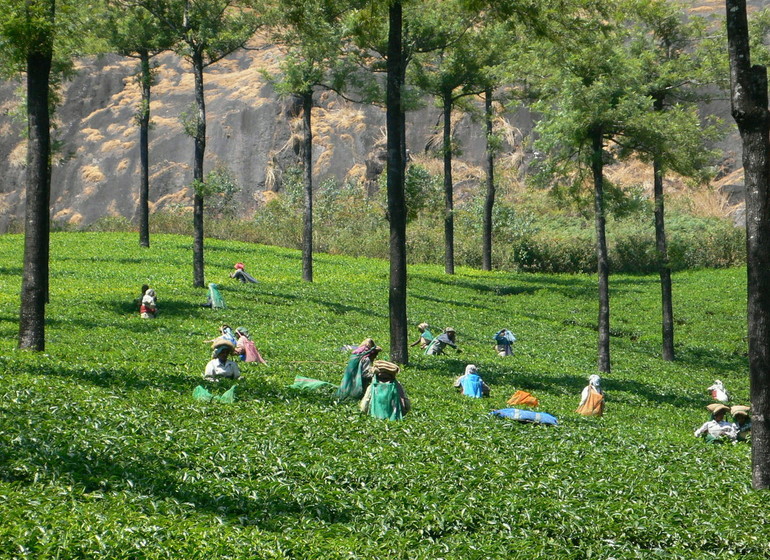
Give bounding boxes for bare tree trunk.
[653,153,674,361]
[138,49,151,248]
[591,126,610,373]
[302,90,314,282]
[726,0,770,490]
[443,89,454,275]
[19,14,54,351]
[387,1,408,365]
[192,50,206,288]
[482,86,495,271]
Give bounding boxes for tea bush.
[0,233,767,559]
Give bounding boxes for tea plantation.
[0,233,768,559]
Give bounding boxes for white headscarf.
[465,364,478,376]
[588,374,601,388]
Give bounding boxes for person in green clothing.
[410,322,433,350]
[360,360,411,420]
[201,283,226,309]
[336,338,380,401]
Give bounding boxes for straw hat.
[210,337,235,350]
[444,327,455,333]
[731,405,750,417]
[706,403,729,415]
[372,360,400,382]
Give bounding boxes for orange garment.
[507,390,539,408]
[576,386,604,416]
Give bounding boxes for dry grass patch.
[82,128,104,143]
[117,159,131,173]
[81,166,105,183]
[152,188,192,211]
[9,142,26,168]
[100,139,135,153]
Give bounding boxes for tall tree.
[263,0,350,282]
[1,0,86,350]
[131,0,259,287]
[725,0,770,490]
[531,9,651,374]
[411,10,484,275]
[348,0,461,362]
[387,0,408,364]
[623,0,721,361]
[103,2,175,248]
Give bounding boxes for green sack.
[336,353,365,401]
[289,376,337,391]
[368,379,403,421]
[193,384,236,403]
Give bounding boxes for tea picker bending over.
[234,327,267,364]
[493,329,516,357]
[201,283,226,309]
[140,288,157,319]
[230,262,258,283]
[694,403,735,443]
[336,338,381,401]
[410,323,434,350]
[454,364,490,398]
[576,374,605,416]
[360,360,411,420]
[425,327,461,355]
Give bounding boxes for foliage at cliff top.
[0,233,767,559]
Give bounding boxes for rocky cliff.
[0,7,749,231]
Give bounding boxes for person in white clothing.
[707,380,729,403]
[204,340,241,381]
[694,403,735,443]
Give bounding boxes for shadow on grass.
[0,433,352,529]
[0,266,24,276]
[257,291,388,319]
[411,293,493,311]
[414,272,660,300]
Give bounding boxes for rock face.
[0,20,743,232]
[0,40,535,232]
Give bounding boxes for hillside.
[0,232,768,558]
[0,2,751,232]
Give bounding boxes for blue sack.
[490,408,558,426]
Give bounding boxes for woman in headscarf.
[230,262,258,283]
[360,360,411,420]
[336,338,380,401]
[140,288,157,318]
[410,323,434,350]
[576,374,605,416]
[203,340,241,381]
[493,329,516,357]
[234,327,267,364]
[425,327,461,355]
[454,364,490,398]
[694,403,735,443]
[707,380,729,403]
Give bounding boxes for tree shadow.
[258,291,387,319]
[0,429,352,528]
[411,293,492,311]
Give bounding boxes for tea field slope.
[0,233,767,559]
